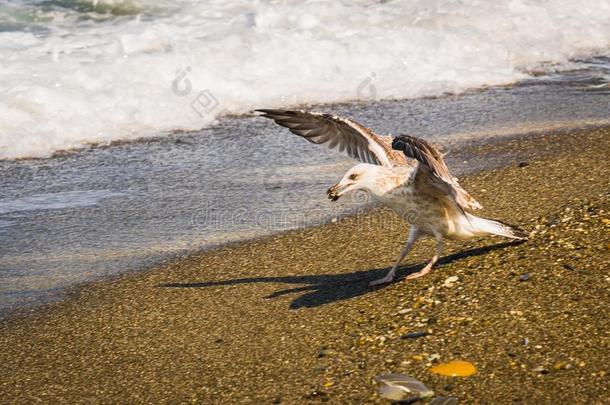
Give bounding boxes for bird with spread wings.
[258,109,527,285]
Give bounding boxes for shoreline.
[1,127,609,403]
[6,113,609,164]
[3,69,610,317]
[2,125,608,321]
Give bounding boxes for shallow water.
[1,60,610,316]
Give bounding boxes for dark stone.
[401,331,429,339]
[546,215,560,226]
[317,348,338,358]
[305,390,328,400]
[518,162,529,168]
[519,273,531,281]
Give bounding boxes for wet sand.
[1,128,609,404]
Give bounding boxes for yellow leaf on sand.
[429,361,477,377]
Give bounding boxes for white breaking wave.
[1,0,609,159]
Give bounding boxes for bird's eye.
[348,173,358,181]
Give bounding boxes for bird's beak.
[327,183,345,202]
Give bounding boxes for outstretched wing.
[257,109,406,168]
[392,135,482,210]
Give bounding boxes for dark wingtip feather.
[391,135,411,151]
[256,108,297,116]
[495,218,529,240]
[511,226,530,240]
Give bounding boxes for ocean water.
[1,0,610,159]
[1,0,610,316]
[1,64,610,316]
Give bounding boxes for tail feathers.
[452,181,483,211]
[467,214,528,240]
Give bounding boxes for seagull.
[257,109,527,285]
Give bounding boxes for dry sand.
[1,127,609,404]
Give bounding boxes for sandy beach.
[1,127,609,403]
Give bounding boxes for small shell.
[375,373,434,400]
[429,361,476,377]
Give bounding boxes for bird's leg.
[369,227,420,286]
[406,231,443,280]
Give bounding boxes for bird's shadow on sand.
[159,241,524,309]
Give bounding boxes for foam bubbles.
[1,0,609,159]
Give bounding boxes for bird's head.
[326,164,379,202]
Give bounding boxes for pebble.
[323,380,334,388]
[427,353,441,362]
[519,273,531,281]
[443,276,459,288]
[532,366,549,374]
[305,390,328,400]
[318,348,338,358]
[553,361,572,370]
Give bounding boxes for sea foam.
[1,0,609,159]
